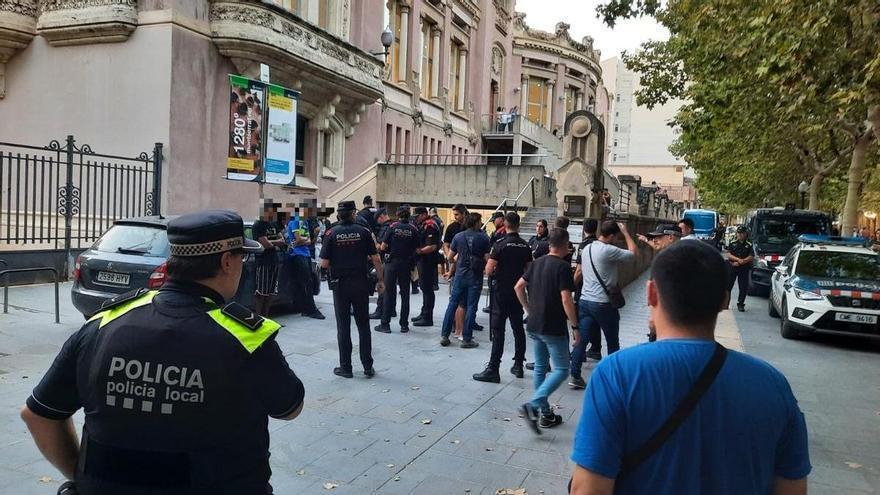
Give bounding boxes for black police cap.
[337,200,357,212]
[167,209,262,257]
[646,223,683,238]
[736,226,749,233]
[375,207,388,218]
[413,206,428,215]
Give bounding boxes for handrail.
[383,153,549,167]
[483,176,538,229]
[1,267,60,324]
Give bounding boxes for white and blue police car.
[769,235,880,340]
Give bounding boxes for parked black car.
[71,217,316,318]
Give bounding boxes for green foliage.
[598,0,880,215]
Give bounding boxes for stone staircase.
[517,206,558,239]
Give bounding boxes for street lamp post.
[370,26,394,58]
[798,180,809,210]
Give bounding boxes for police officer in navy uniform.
[473,212,532,383]
[375,206,420,334]
[21,209,305,495]
[412,206,442,327]
[321,201,385,378]
[369,208,393,320]
[726,226,755,312]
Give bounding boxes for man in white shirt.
[678,218,697,240]
[569,221,637,387]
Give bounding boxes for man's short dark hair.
[363,195,373,206]
[167,252,237,281]
[452,203,467,214]
[554,216,570,230]
[651,241,728,329]
[549,228,569,249]
[466,212,482,229]
[679,218,695,229]
[583,218,599,235]
[599,220,621,237]
[504,212,520,230]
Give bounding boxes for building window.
[615,111,618,117]
[404,130,411,156]
[395,127,402,157]
[613,139,618,147]
[386,1,404,82]
[526,77,548,125]
[420,19,435,98]
[564,87,576,115]
[613,153,617,162]
[385,124,393,159]
[321,117,346,178]
[318,0,330,29]
[296,115,307,174]
[449,42,463,110]
[614,124,619,132]
[616,93,620,102]
[272,0,302,15]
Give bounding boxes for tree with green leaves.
[598,0,879,232]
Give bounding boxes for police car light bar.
[797,234,867,246]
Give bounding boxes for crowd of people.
[19,198,812,495]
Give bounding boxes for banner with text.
[226,75,266,182]
[264,84,299,185]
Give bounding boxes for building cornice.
[210,0,384,104]
[512,12,601,67]
[0,0,37,98]
[36,0,138,46]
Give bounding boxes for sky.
[514,0,669,61]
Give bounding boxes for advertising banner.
[264,84,299,185]
[226,75,267,182]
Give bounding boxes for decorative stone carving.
[442,122,453,137]
[411,109,423,127]
[493,0,511,34]
[210,1,383,103]
[0,0,37,98]
[514,11,599,64]
[490,45,503,78]
[557,110,606,218]
[37,0,137,46]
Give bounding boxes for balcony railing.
[383,153,549,167]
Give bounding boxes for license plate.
[96,271,130,286]
[834,313,878,324]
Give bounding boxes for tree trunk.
[869,104,880,142]
[840,131,873,234]
[809,172,824,210]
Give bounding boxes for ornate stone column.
[575,90,584,111]
[397,5,409,83]
[430,24,441,98]
[545,80,554,129]
[0,0,38,98]
[457,47,467,111]
[519,73,528,114]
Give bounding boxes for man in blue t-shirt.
[570,241,810,495]
[285,206,325,319]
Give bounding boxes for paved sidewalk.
[0,270,651,494]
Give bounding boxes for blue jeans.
[528,332,571,415]
[441,271,482,341]
[570,299,601,379]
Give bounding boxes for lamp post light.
[797,180,809,210]
[370,26,394,58]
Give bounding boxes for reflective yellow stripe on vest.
[207,310,281,354]
[88,291,159,328]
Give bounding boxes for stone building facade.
[0,0,606,216]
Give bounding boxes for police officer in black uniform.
[369,208,393,320]
[473,212,533,383]
[375,206,420,334]
[321,201,385,378]
[21,209,305,495]
[726,226,755,312]
[412,206,442,327]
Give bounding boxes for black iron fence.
[0,136,163,256]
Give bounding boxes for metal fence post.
[152,142,163,217]
[62,135,75,277]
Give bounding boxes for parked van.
[682,209,719,240]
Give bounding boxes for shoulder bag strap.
[619,342,728,478]
[588,244,613,298]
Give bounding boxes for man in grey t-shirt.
[569,221,637,389]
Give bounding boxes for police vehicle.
[682,209,719,240]
[746,208,831,296]
[72,216,314,318]
[769,235,880,340]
